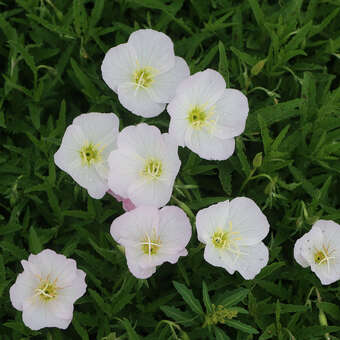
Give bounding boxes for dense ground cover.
[1,0,340,339]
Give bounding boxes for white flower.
[168,69,249,160]
[101,29,190,118]
[9,249,86,331]
[108,123,181,208]
[110,206,191,279]
[196,197,269,280]
[294,220,340,285]
[54,112,119,199]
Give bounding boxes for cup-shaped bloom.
[101,29,190,118]
[168,69,249,160]
[110,205,192,279]
[108,123,181,208]
[294,220,340,285]
[196,197,270,280]
[54,112,119,199]
[9,249,86,330]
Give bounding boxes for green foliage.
[0,0,339,339]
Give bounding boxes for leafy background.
[1,0,340,339]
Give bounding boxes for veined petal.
[128,29,175,74]
[294,234,311,268]
[204,245,236,274]
[229,197,270,246]
[185,128,235,161]
[108,148,144,198]
[212,89,249,139]
[233,242,269,280]
[101,43,137,93]
[127,261,156,279]
[118,82,166,118]
[148,57,190,103]
[196,201,230,244]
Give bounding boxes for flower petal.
[229,197,270,246]
[128,29,175,74]
[212,89,249,139]
[127,261,156,280]
[118,82,166,118]
[185,128,235,161]
[148,57,190,103]
[196,201,230,244]
[233,242,269,280]
[101,43,136,93]
[203,244,236,274]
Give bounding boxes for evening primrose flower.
[168,69,249,160]
[108,123,181,208]
[110,206,191,279]
[54,112,119,199]
[196,197,270,279]
[9,249,86,330]
[101,29,190,118]
[294,220,340,285]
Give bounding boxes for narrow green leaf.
[225,319,259,334]
[173,281,204,316]
[202,281,213,313]
[29,226,43,254]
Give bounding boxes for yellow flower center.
[188,106,207,128]
[133,67,154,89]
[140,235,161,256]
[212,222,244,257]
[142,159,163,180]
[187,104,216,131]
[313,245,335,267]
[314,251,326,264]
[35,279,58,301]
[79,143,102,166]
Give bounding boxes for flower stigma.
[313,244,336,272]
[133,66,155,91]
[79,142,103,166]
[187,104,216,132]
[140,234,161,256]
[142,159,163,180]
[212,222,245,259]
[34,278,58,301]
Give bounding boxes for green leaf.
[173,281,204,316]
[29,226,43,254]
[217,288,249,307]
[202,281,213,314]
[118,318,140,340]
[218,41,229,87]
[215,326,231,340]
[224,319,259,334]
[317,302,340,321]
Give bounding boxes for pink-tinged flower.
[54,113,119,199]
[101,29,190,118]
[107,190,136,211]
[110,206,192,279]
[294,220,340,285]
[196,198,270,280]
[168,69,249,160]
[108,123,181,208]
[9,249,86,331]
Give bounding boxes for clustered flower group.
[10,29,340,331]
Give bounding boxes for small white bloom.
[294,220,340,285]
[54,112,119,199]
[196,197,269,280]
[9,249,86,331]
[168,69,249,160]
[101,29,190,118]
[110,206,192,279]
[108,123,181,208]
